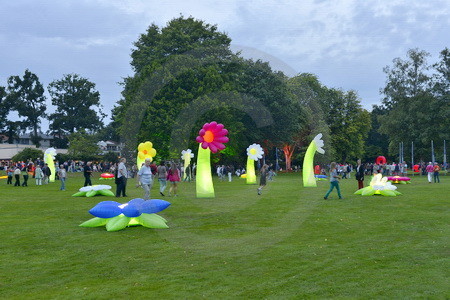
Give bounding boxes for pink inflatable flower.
[196,121,229,153]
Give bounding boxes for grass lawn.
[0,170,448,299]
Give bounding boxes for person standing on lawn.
[355,159,365,190]
[324,162,343,200]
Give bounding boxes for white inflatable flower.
[370,174,397,191]
[313,133,325,154]
[74,185,114,197]
[181,149,194,160]
[44,147,57,159]
[246,143,264,161]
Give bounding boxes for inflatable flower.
[44,147,57,182]
[303,134,325,187]
[354,174,402,197]
[195,121,229,153]
[181,149,194,181]
[99,173,114,180]
[245,143,263,184]
[137,141,157,167]
[195,122,229,198]
[72,185,115,197]
[79,198,171,231]
[387,176,411,184]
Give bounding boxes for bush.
[11,148,44,162]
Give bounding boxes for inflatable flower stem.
[44,147,56,182]
[246,144,264,184]
[195,122,229,198]
[137,141,157,168]
[181,149,194,180]
[302,133,325,187]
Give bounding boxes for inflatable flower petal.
[80,199,171,231]
[73,185,114,197]
[181,149,194,160]
[196,122,229,153]
[313,133,325,154]
[246,144,264,161]
[137,141,157,165]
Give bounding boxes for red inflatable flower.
[196,121,229,153]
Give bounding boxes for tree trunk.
[283,144,296,171]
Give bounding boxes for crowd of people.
[1,157,446,201]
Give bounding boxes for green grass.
[0,171,448,299]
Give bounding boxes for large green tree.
[48,74,105,147]
[114,16,301,164]
[379,48,449,161]
[0,86,10,136]
[67,131,100,161]
[6,69,47,147]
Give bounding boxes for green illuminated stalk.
[246,156,257,184]
[45,153,55,182]
[196,144,215,198]
[183,157,190,180]
[302,141,317,187]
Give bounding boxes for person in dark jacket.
[355,159,365,190]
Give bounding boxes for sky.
[1,0,449,128]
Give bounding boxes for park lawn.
[0,171,448,299]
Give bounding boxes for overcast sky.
[1,0,449,127]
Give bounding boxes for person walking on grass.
[433,162,440,183]
[83,161,93,186]
[157,162,168,196]
[137,158,153,200]
[324,162,343,200]
[426,162,434,183]
[167,163,180,197]
[35,165,43,185]
[14,166,21,186]
[21,165,29,187]
[58,165,67,191]
[257,164,269,195]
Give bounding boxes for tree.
[0,86,10,135]
[6,69,47,147]
[115,16,301,164]
[67,131,100,161]
[11,147,44,162]
[48,74,105,140]
[379,48,449,161]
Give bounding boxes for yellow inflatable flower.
[137,141,156,167]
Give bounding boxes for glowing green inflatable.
[302,133,325,187]
[44,148,56,182]
[195,122,229,198]
[246,143,263,184]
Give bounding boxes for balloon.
[375,156,387,165]
[303,134,325,187]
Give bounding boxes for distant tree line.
[1,16,448,166]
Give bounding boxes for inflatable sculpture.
[387,176,411,184]
[376,156,387,165]
[137,141,156,168]
[181,149,194,180]
[354,173,402,196]
[303,134,325,187]
[314,174,328,181]
[99,173,115,180]
[44,147,56,182]
[195,121,229,198]
[72,185,115,197]
[246,143,263,184]
[79,198,171,231]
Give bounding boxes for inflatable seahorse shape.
[44,147,57,182]
[303,133,325,187]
